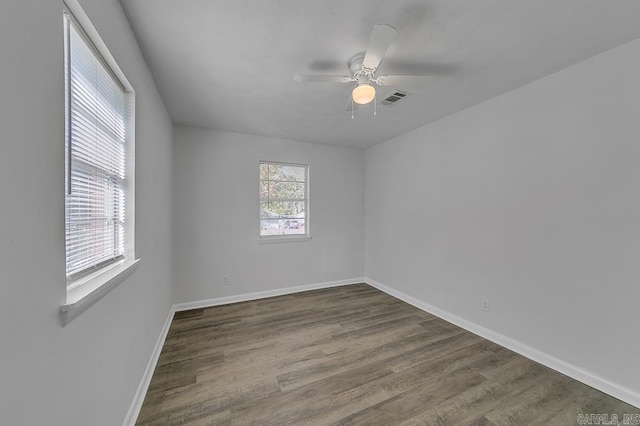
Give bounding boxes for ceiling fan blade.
[375,74,432,90]
[362,24,397,71]
[294,74,354,83]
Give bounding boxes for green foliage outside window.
[260,162,307,236]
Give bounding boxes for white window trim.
[61,0,138,325]
[258,161,311,243]
[61,259,140,325]
[258,236,312,244]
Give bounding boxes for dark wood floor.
[136,284,638,425]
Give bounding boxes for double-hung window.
[259,162,309,239]
[63,7,135,303]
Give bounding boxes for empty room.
[2,0,640,425]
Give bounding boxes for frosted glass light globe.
[352,83,375,105]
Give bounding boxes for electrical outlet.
[482,299,491,312]
[222,276,229,286]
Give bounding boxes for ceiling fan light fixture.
[352,83,376,105]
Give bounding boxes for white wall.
[2,0,637,421]
[0,1,173,425]
[173,127,364,303]
[366,38,640,401]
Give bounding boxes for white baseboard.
[123,306,176,426]
[364,277,640,409]
[123,277,365,425]
[172,277,366,312]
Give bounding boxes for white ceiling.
[120,0,640,148]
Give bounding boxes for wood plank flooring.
[136,284,638,425]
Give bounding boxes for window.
[64,8,134,287]
[259,162,308,239]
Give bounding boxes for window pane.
[259,163,269,180]
[260,219,281,236]
[259,181,272,198]
[260,201,275,218]
[260,218,306,236]
[260,181,305,200]
[283,218,305,235]
[272,181,304,199]
[269,164,306,182]
[260,201,305,219]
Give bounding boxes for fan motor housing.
[348,53,366,76]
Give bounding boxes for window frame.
[61,1,138,324]
[258,161,310,242]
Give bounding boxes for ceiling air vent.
[380,90,411,107]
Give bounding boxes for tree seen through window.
[259,162,308,237]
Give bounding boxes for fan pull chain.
[351,97,354,119]
[374,92,377,116]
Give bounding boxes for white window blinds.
[64,11,130,281]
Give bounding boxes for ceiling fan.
[294,24,433,107]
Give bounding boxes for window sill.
[258,236,312,244]
[60,258,140,325]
